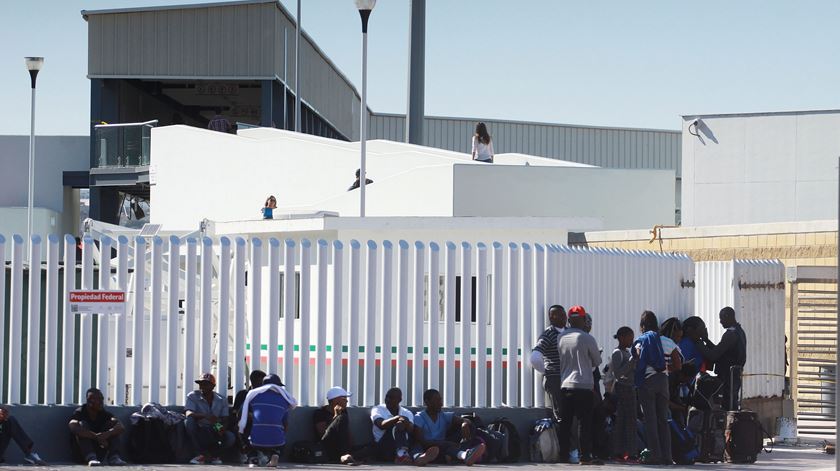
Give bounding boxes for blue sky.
[1,0,840,136]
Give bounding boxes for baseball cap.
[326,386,352,401]
[568,305,587,318]
[195,373,216,385]
[264,374,285,387]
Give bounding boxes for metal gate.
[788,266,837,439]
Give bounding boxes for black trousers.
[557,388,594,461]
[74,436,119,463]
[0,417,34,458]
[320,413,374,463]
[375,427,410,461]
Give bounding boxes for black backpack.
[290,440,329,464]
[725,410,772,463]
[129,418,176,464]
[486,418,521,462]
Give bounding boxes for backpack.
[486,418,522,462]
[669,419,699,465]
[289,440,329,464]
[691,372,722,411]
[689,408,726,463]
[129,417,176,464]
[529,418,560,463]
[725,410,772,463]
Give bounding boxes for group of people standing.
[531,305,747,465]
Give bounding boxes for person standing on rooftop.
[471,122,494,163]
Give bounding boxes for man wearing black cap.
[556,305,602,465]
[185,373,235,465]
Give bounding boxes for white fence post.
[233,237,247,394]
[200,237,214,375]
[475,243,488,408]
[166,236,181,406]
[396,240,409,393]
[330,241,344,389]
[459,242,472,407]
[183,238,198,405]
[315,240,329,405]
[521,243,533,407]
[114,236,129,405]
[533,244,546,408]
[506,243,520,407]
[412,241,425,407]
[363,240,377,405]
[0,236,5,402]
[380,241,394,396]
[131,236,146,405]
[299,239,312,405]
[491,242,503,408]
[348,240,361,404]
[26,235,42,404]
[250,238,263,374]
[216,237,231,404]
[268,239,281,376]
[148,236,163,403]
[8,235,23,404]
[443,242,456,407]
[427,243,440,392]
[283,239,296,389]
[79,236,95,402]
[97,236,112,403]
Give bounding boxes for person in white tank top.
[471,122,494,163]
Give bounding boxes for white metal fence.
[1,233,697,408]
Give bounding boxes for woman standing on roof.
[471,122,494,163]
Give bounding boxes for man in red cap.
[556,305,603,465]
[185,373,235,465]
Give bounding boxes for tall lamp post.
[25,57,44,262]
[355,0,376,217]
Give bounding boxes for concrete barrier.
[1,405,553,465]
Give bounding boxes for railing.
[94,120,157,168]
[0,233,695,408]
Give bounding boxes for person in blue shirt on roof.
[412,389,485,466]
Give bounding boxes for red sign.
[69,291,126,303]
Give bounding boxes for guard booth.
[788,265,838,440]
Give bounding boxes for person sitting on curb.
[185,373,236,465]
[68,388,127,466]
[413,389,485,466]
[237,374,297,467]
[371,387,438,465]
[313,387,375,465]
[0,405,46,465]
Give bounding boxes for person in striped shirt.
[530,305,567,424]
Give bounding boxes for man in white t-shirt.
[370,388,438,465]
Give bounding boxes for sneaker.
[240,453,250,464]
[394,454,413,465]
[413,446,439,467]
[257,452,269,467]
[210,456,223,465]
[569,449,580,464]
[464,443,486,466]
[24,452,47,465]
[87,459,102,467]
[189,454,206,465]
[268,453,280,467]
[108,455,127,466]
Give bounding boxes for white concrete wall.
[682,111,840,226]
[0,207,63,259]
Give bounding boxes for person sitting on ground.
[679,316,708,372]
[371,387,438,465]
[237,374,297,467]
[412,389,486,466]
[68,388,127,466]
[185,373,236,465]
[262,196,277,220]
[232,370,267,463]
[314,387,375,465]
[0,405,47,465]
[347,169,374,191]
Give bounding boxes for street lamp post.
[25,57,44,262]
[355,0,376,217]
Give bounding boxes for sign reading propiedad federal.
[69,290,126,315]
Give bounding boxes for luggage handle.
[730,365,744,411]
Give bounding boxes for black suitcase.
[724,366,772,463]
[688,407,726,463]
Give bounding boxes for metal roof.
[683,108,840,120]
[81,0,278,19]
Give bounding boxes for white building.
[150,126,675,233]
[681,109,840,227]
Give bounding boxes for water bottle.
[569,449,580,464]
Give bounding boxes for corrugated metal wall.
[695,260,786,399]
[369,114,682,177]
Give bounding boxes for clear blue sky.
[2,0,840,136]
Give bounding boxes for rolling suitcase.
[688,407,726,463]
[724,366,772,463]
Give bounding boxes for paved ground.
[0,446,834,471]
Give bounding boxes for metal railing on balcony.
[94,120,157,168]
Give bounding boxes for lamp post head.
[354,0,375,32]
[24,57,44,88]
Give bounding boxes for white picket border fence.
[0,233,696,408]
